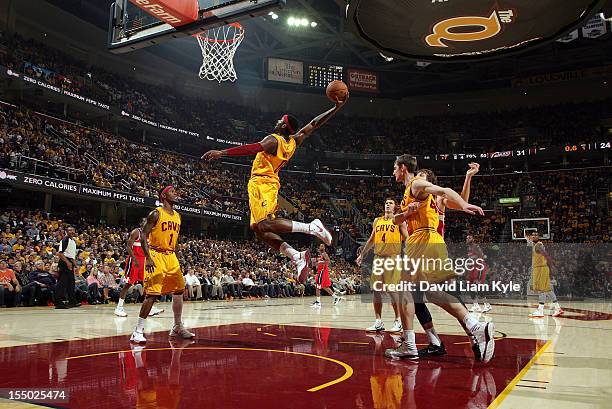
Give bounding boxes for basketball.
[326,80,348,102]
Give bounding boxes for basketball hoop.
[194,23,244,83]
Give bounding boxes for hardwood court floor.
[0,296,610,409]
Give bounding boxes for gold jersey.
[250,133,296,183]
[373,216,402,256]
[149,207,181,252]
[532,242,548,268]
[400,177,440,236]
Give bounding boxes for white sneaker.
[470,303,482,313]
[482,303,492,313]
[310,301,321,308]
[114,307,127,317]
[169,325,195,339]
[130,330,147,344]
[149,306,164,317]
[471,322,495,363]
[366,320,385,332]
[529,309,545,318]
[384,339,419,360]
[388,320,403,333]
[333,295,341,305]
[310,219,332,246]
[294,250,311,283]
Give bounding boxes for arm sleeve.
[224,143,265,157]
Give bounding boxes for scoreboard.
[307,64,343,87]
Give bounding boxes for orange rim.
[193,22,244,44]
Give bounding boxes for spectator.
[21,260,56,306]
[184,269,202,300]
[0,259,21,307]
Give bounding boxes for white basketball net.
[195,23,244,83]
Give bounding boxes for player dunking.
[311,244,341,308]
[202,96,349,281]
[357,198,409,333]
[130,186,194,343]
[115,219,163,318]
[526,230,564,318]
[386,154,495,362]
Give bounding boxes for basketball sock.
[279,242,299,261]
[291,221,311,234]
[426,328,441,347]
[403,330,418,355]
[538,292,547,304]
[172,294,183,327]
[117,298,125,308]
[538,303,545,311]
[136,317,146,333]
[463,313,479,333]
[552,301,561,310]
[316,296,321,303]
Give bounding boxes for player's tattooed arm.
[141,209,160,273]
[295,95,349,146]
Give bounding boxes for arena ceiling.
[46,0,612,96]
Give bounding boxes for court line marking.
[66,347,353,392]
[263,332,277,337]
[487,340,552,409]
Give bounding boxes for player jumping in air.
[130,186,194,343]
[201,96,349,282]
[526,230,564,318]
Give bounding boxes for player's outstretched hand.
[145,257,156,273]
[335,92,349,108]
[201,150,223,161]
[466,162,480,177]
[462,203,484,216]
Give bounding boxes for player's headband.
[160,185,174,198]
[282,114,295,134]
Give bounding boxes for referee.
[54,226,80,309]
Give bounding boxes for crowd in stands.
[0,208,360,308]
[1,31,610,156]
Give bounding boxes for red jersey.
[433,198,445,237]
[132,229,145,258]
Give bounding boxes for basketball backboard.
[511,218,551,241]
[108,0,285,53]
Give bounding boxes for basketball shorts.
[143,249,185,296]
[403,229,455,284]
[371,255,401,290]
[315,268,331,290]
[125,255,145,285]
[531,266,551,293]
[248,178,280,229]
[468,263,489,284]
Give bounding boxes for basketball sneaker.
[384,338,419,360]
[470,303,482,312]
[333,295,340,305]
[470,322,495,363]
[149,306,164,317]
[366,319,385,332]
[482,303,492,313]
[114,306,127,317]
[418,342,447,357]
[310,219,332,246]
[387,319,403,333]
[130,330,147,344]
[310,300,321,308]
[294,250,311,283]
[529,309,545,318]
[552,308,564,317]
[169,324,195,339]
